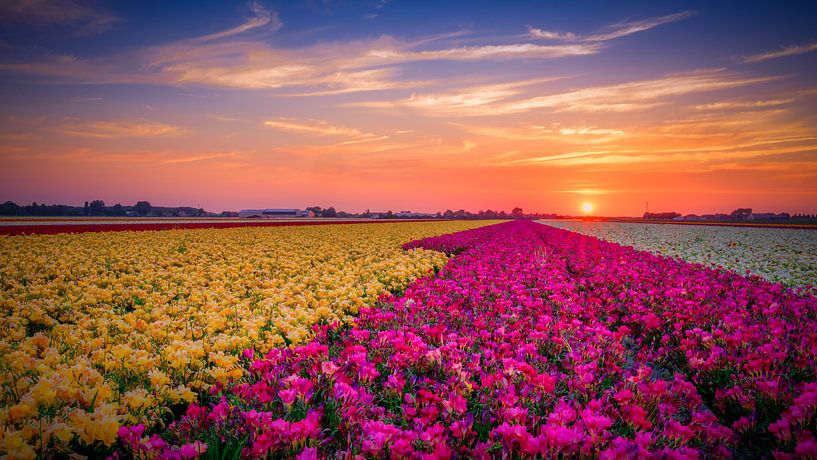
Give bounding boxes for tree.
[134,201,152,216]
[0,201,21,216]
[512,207,523,218]
[322,207,337,218]
[111,204,126,216]
[88,200,105,215]
[730,208,752,220]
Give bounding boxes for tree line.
[0,200,206,217]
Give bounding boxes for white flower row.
[540,220,817,289]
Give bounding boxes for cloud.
[528,11,693,43]
[55,120,185,138]
[492,107,817,171]
[740,41,817,63]
[195,1,281,42]
[0,0,118,34]
[346,77,561,115]
[527,30,577,41]
[694,98,794,111]
[161,152,240,164]
[364,42,602,62]
[0,18,602,92]
[353,70,775,117]
[463,124,625,143]
[497,70,777,114]
[558,126,626,136]
[263,117,379,140]
[501,150,648,167]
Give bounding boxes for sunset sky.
[1,0,816,215]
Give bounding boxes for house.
[394,211,436,218]
[238,209,315,218]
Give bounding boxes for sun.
[581,202,594,214]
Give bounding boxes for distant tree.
[511,207,523,218]
[443,209,454,219]
[322,207,337,218]
[0,201,22,216]
[83,201,90,215]
[197,208,205,217]
[730,208,753,220]
[88,200,105,215]
[0,201,21,216]
[111,204,126,216]
[644,212,681,220]
[134,201,152,216]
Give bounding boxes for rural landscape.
[2,1,817,459]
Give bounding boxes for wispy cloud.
[498,70,776,114]
[346,77,561,115]
[740,41,817,63]
[464,123,625,143]
[364,42,602,62]
[0,12,625,92]
[195,1,281,42]
[527,30,577,41]
[528,11,693,43]
[0,0,118,35]
[161,151,240,164]
[354,70,776,117]
[501,150,648,167]
[55,120,185,139]
[694,98,794,111]
[263,117,379,140]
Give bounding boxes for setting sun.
[581,202,594,214]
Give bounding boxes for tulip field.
[543,220,817,288]
[0,221,487,458]
[3,220,817,458]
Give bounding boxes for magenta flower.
[113,221,817,458]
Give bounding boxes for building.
[238,209,315,218]
[394,211,436,218]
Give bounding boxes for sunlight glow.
[581,202,594,214]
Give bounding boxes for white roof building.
[238,209,314,218]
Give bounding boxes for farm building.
[238,208,315,218]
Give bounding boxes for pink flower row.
[115,221,817,458]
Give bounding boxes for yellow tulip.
[0,221,493,456]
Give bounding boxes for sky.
[1,0,816,216]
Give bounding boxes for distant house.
[238,209,315,218]
[748,212,791,221]
[394,211,436,218]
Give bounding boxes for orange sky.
[1,1,816,215]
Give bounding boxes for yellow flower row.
[0,221,491,458]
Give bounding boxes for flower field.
[543,220,817,288]
[109,221,817,459]
[3,220,817,459]
[0,221,488,458]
